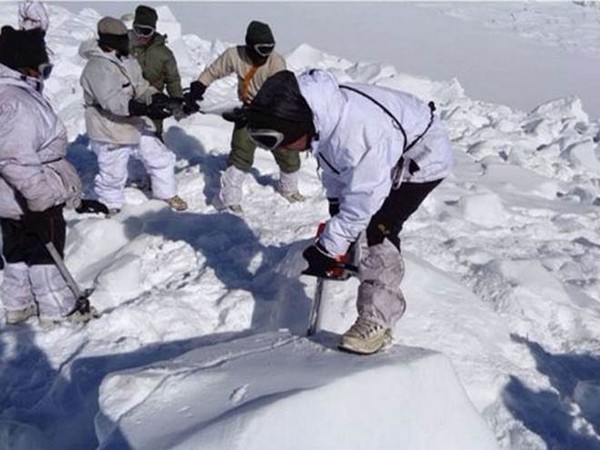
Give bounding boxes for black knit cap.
[247,70,314,147]
[245,20,274,46]
[0,26,48,71]
[134,5,158,28]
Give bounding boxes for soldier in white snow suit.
[0,26,85,324]
[184,21,303,213]
[18,0,49,33]
[80,17,187,215]
[246,69,454,354]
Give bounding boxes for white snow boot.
[213,165,246,213]
[165,195,188,211]
[66,305,99,324]
[339,317,392,355]
[1,262,37,324]
[5,304,38,325]
[276,170,305,203]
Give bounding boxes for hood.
[79,38,121,61]
[296,69,346,146]
[0,62,45,94]
[79,38,102,59]
[0,62,26,82]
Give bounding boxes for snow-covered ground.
[1,2,600,450]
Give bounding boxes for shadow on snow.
[504,334,600,450]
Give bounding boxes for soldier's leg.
[0,219,36,323]
[26,206,75,321]
[272,147,304,202]
[137,133,177,201]
[340,180,444,353]
[366,179,443,250]
[213,125,255,210]
[91,141,132,211]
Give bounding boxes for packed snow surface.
[1,3,600,450]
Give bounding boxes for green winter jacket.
[130,33,183,99]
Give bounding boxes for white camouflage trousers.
[91,133,176,209]
[1,262,75,319]
[213,165,247,209]
[356,239,406,329]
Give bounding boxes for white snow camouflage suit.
[0,63,82,320]
[79,39,177,209]
[297,69,454,329]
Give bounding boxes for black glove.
[181,92,201,115]
[75,199,109,215]
[302,242,340,277]
[22,205,61,244]
[146,93,173,120]
[222,107,248,127]
[328,197,340,217]
[189,81,207,102]
[128,99,148,117]
[169,97,186,121]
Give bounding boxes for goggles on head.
[247,128,284,151]
[253,43,275,57]
[38,62,53,80]
[133,24,155,37]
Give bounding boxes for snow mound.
[95,332,499,450]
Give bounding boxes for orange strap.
[240,65,258,103]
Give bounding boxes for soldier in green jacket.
[185,21,304,214]
[130,5,183,141]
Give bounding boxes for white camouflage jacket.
[297,69,454,256]
[79,39,156,146]
[0,64,81,219]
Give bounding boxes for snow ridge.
[0,3,599,450]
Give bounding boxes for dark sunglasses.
[247,128,284,151]
[254,43,275,57]
[133,24,155,37]
[38,62,53,80]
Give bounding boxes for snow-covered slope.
[95,333,498,450]
[1,3,600,450]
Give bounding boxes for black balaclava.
[247,70,315,147]
[97,17,130,58]
[245,20,275,66]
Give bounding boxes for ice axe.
[13,192,96,318]
[43,240,95,318]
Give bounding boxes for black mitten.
[146,93,173,120]
[302,242,339,277]
[189,81,207,102]
[128,99,148,117]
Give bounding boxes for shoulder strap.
[240,65,259,104]
[339,85,435,155]
[340,85,408,150]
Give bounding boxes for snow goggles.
[133,24,155,37]
[247,128,284,151]
[253,43,275,57]
[38,62,53,79]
